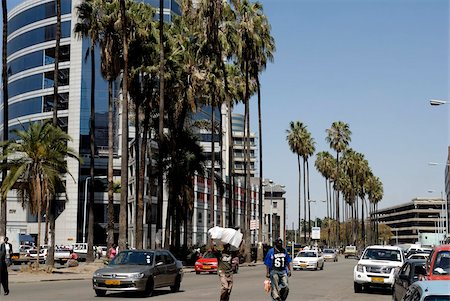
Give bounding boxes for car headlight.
[195,262,201,266]
[130,273,145,279]
[93,272,102,277]
[356,264,364,272]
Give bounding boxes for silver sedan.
[92,249,183,297]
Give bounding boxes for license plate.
[300,264,307,267]
[105,280,121,285]
[372,277,384,283]
[203,266,211,270]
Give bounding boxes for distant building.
[371,198,447,244]
[445,146,450,236]
[232,114,257,179]
[262,179,286,244]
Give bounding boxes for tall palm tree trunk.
[302,159,306,243]
[47,0,61,268]
[335,152,340,247]
[244,60,251,262]
[361,197,365,247]
[134,87,141,249]
[0,0,8,241]
[256,77,264,261]
[156,0,165,249]
[87,44,96,263]
[119,0,129,251]
[107,79,114,249]
[297,155,301,244]
[307,160,311,243]
[209,103,216,231]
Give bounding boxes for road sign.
[311,227,321,240]
[250,219,259,230]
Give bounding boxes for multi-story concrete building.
[2,0,180,247]
[370,198,447,244]
[231,113,257,178]
[262,179,286,244]
[445,146,450,238]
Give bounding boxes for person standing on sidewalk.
[212,243,234,301]
[0,236,12,295]
[264,238,292,301]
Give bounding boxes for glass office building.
[3,0,179,247]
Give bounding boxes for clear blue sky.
[6,0,449,228]
[242,0,449,227]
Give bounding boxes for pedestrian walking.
[212,243,234,301]
[0,236,12,296]
[264,238,292,301]
[108,243,117,260]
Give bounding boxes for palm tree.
[302,132,315,242]
[366,175,383,244]
[46,0,62,269]
[74,0,102,262]
[315,151,335,246]
[118,0,130,251]
[157,0,165,249]
[0,0,8,240]
[286,121,306,243]
[99,0,121,250]
[233,0,265,261]
[326,121,351,246]
[0,122,78,270]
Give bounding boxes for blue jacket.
[264,247,292,273]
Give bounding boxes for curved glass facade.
[8,0,72,34]
[8,21,71,56]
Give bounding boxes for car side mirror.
[103,261,109,266]
[156,261,164,267]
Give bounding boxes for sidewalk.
[9,261,262,283]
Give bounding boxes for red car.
[195,251,239,274]
[195,252,218,274]
[425,244,450,280]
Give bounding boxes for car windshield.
[297,251,317,258]
[110,251,154,266]
[423,296,450,301]
[323,249,334,253]
[432,251,450,275]
[202,252,217,259]
[362,249,401,261]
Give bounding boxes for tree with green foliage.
[0,122,78,270]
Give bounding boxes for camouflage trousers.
[219,272,233,301]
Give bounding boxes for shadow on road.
[102,289,186,298]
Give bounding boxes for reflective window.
[8,21,71,56]
[7,51,43,76]
[9,121,32,140]
[44,68,70,88]
[8,0,72,35]
[171,0,181,15]
[8,74,42,98]
[9,97,42,120]
[43,93,69,112]
[45,45,70,65]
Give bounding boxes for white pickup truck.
[354,245,405,293]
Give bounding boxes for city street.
[8,258,392,301]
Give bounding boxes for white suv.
[353,245,404,293]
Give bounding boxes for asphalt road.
[7,258,392,301]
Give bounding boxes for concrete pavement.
[8,261,261,283]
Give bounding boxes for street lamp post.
[83,176,107,243]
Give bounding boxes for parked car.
[353,245,405,293]
[54,248,73,264]
[344,246,357,258]
[392,259,427,301]
[92,249,183,297]
[400,280,450,301]
[407,253,429,260]
[425,244,450,280]
[194,251,239,274]
[27,248,47,263]
[292,250,324,271]
[323,248,338,262]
